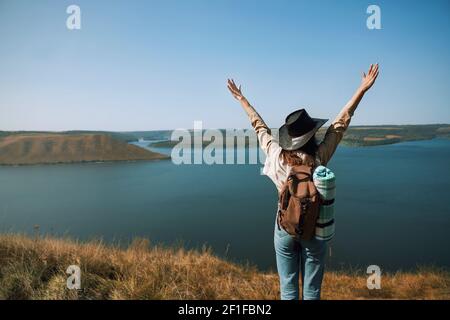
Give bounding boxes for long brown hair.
[281,134,319,166]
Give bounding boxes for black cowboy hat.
[278,109,328,151]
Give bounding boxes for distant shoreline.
[147,124,450,148]
[0,157,170,167]
[1,124,449,166]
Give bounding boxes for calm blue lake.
[0,138,449,272]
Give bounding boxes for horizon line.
[1,123,450,133]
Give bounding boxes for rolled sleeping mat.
[313,165,336,241]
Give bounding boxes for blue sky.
[0,0,449,131]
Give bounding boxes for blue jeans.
[274,217,327,300]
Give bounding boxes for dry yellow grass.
[0,234,448,300]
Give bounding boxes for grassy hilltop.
[0,234,448,300]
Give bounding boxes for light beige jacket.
[247,105,356,191]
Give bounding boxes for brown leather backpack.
[277,163,320,240]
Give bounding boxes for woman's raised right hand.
[227,79,245,101]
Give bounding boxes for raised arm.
[227,79,278,156]
[318,64,379,165]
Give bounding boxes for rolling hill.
[0,133,169,165]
